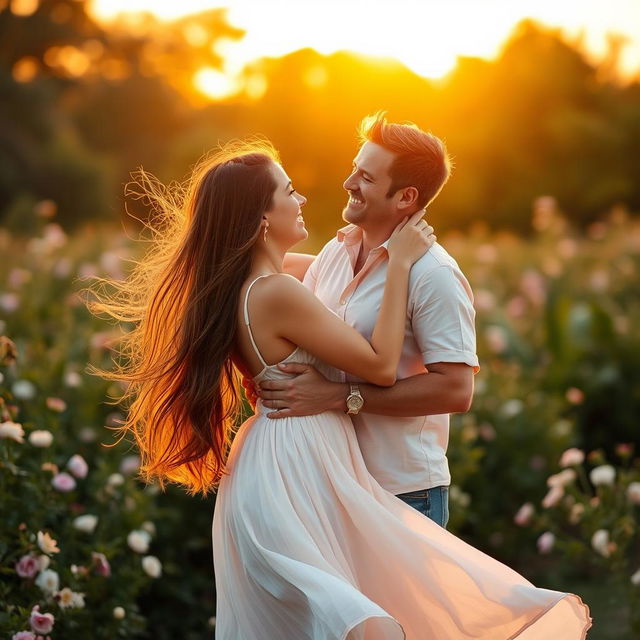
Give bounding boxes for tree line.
[1,1,638,239]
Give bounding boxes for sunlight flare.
[193,67,238,99]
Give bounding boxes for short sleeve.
[411,264,480,374]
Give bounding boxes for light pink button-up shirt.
[303,224,480,494]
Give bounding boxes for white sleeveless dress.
[212,276,592,639]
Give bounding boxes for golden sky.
[89,0,640,96]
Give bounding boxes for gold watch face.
[347,395,364,411]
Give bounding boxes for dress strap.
[243,275,269,369]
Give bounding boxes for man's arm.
[282,253,316,282]
[259,361,473,419]
[260,260,479,419]
[351,362,474,416]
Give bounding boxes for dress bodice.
[252,346,342,385]
[243,275,342,387]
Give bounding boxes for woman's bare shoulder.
[249,272,310,307]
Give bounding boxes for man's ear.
[397,186,419,211]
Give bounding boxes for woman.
[87,140,591,639]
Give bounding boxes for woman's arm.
[264,215,434,386]
[282,253,316,282]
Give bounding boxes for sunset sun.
[88,0,640,101]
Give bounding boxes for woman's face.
[265,163,308,248]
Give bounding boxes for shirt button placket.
[339,295,348,319]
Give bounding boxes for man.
[257,111,480,529]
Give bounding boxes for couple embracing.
[108,111,592,638]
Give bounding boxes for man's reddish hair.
[358,111,452,210]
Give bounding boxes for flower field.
[1,199,639,638]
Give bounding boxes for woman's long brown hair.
[83,139,279,495]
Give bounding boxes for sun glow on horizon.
[89,0,640,101]
[194,67,239,99]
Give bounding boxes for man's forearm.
[327,367,473,417]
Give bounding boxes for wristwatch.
[346,384,364,415]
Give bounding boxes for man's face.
[342,141,399,228]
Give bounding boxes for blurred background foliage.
[1,0,639,242]
[1,206,639,637]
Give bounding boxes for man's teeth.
[349,195,364,205]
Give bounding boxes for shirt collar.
[336,224,389,253]
[336,224,362,245]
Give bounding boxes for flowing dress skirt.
[212,403,591,639]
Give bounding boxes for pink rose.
[513,502,534,527]
[615,443,633,459]
[12,631,36,640]
[565,387,584,405]
[51,472,76,492]
[542,485,564,508]
[15,554,39,578]
[92,551,112,577]
[29,605,54,634]
[559,447,585,468]
[45,397,66,412]
[537,531,556,554]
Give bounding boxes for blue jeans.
[395,486,449,529]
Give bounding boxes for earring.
[263,220,269,243]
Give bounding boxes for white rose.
[141,555,162,578]
[71,591,86,608]
[55,587,85,609]
[537,531,555,554]
[0,421,25,443]
[626,482,640,505]
[127,530,151,554]
[11,379,36,399]
[631,569,640,586]
[107,473,125,487]
[64,371,82,387]
[36,531,60,555]
[29,430,54,448]
[591,529,611,557]
[57,587,75,609]
[66,454,89,479]
[73,515,98,534]
[500,399,524,418]
[589,465,616,486]
[113,606,126,619]
[35,568,59,595]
